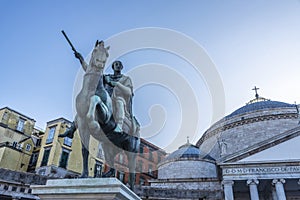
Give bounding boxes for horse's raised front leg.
[87,95,112,133]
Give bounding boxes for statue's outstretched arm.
[74,52,88,71]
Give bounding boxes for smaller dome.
[162,142,215,163]
[158,142,217,180]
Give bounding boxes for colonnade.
[222,178,288,200]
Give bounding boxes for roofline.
[140,138,167,154]
[46,117,72,126]
[225,101,297,119]
[0,106,36,122]
[219,159,300,166]
[18,136,32,143]
[158,157,216,168]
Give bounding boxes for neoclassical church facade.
[137,94,300,200]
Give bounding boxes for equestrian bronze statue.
[60,31,140,190]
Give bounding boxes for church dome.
[157,142,217,180]
[226,100,295,119]
[197,96,299,161]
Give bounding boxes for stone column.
[271,186,278,200]
[272,179,286,200]
[222,180,234,200]
[247,179,259,200]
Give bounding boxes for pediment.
[238,134,300,162]
[219,126,300,163]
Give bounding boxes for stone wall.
[0,168,47,185]
[158,160,217,179]
[0,168,47,200]
[135,185,223,200]
[151,179,221,191]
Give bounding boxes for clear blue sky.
[1,1,300,151]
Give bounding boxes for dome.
[226,100,295,119]
[157,142,217,180]
[197,98,299,161]
[162,142,215,163]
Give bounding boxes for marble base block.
[31,178,141,200]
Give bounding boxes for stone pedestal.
[31,178,141,200]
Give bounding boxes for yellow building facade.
[0,107,39,172]
[35,117,105,178]
[0,107,35,143]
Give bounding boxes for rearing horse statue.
[75,40,111,145]
[60,38,140,190]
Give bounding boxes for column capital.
[222,180,234,186]
[247,179,259,186]
[272,179,286,185]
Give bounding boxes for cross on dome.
[247,86,270,105]
[252,86,260,99]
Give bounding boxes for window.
[16,118,25,132]
[29,152,39,166]
[118,171,125,183]
[157,154,161,163]
[41,148,51,166]
[119,154,124,164]
[63,137,72,147]
[97,143,104,159]
[12,141,18,148]
[94,161,103,178]
[139,176,145,185]
[149,151,153,161]
[46,126,56,144]
[2,111,8,122]
[138,160,143,172]
[148,164,153,176]
[139,145,144,154]
[25,144,31,151]
[39,169,46,175]
[36,138,41,147]
[59,149,70,169]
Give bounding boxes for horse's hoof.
[80,174,89,178]
[102,169,115,178]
